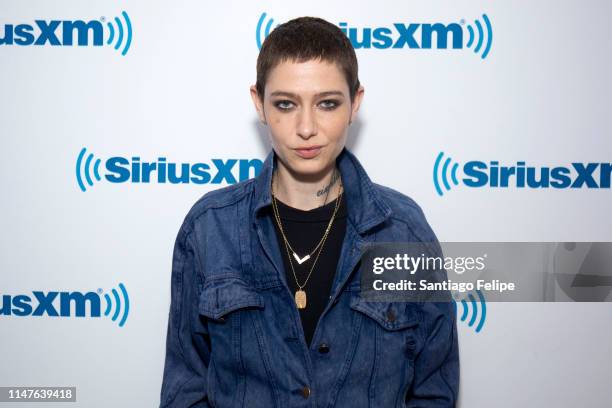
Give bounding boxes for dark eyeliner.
[273,100,294,111]
[320,99,341,110]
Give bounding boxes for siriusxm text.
[463,161,612,188]
[1,292,101,317]
[105,157,262,184]
[1,20,104,46]
[339,22,462,49]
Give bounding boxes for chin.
[289,158,332,177]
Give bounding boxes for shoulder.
[179,178,256,234]
[372,182,424,216]
[372,182,439,243]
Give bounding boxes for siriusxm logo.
[75,147,263,192]
[434,152,612,196]
[256,12,492,59]
[1,283,129,327]
[0,11,132,56]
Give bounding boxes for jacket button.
[318,343,330,354]
[386,310,396,322]
[217,316,226,323]
[301,386,311,399]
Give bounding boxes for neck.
[272,158,342,211]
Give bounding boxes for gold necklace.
[273,168,341,265]
[271,171,343,309]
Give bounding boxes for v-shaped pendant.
[293,252,311,264]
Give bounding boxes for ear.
[349,85,365,125]
[250,85,267,125]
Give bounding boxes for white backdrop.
[1,0,611,406]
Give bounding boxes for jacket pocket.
[198,274,269,408]
[198,274,265,321]
[349,295,419,331]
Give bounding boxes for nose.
[296,106,317,139]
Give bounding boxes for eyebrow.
[269,90,345,99]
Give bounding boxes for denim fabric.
[160,147,459,408]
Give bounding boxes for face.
[250,59,364,179]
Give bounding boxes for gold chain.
[272,168,341,258]
[271,171,343,291]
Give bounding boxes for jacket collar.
[252,146,392,234]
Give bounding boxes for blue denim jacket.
[160,147,459,407]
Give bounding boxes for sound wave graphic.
[76,147,102,192]
[433,152,460,196]
[105,11,133,56]
[103,283,130,327]
[256,12,278,50]
[452,289,486,333]
[465,14,492,59]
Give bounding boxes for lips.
[294,146,323,159]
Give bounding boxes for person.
[160,16,459,408]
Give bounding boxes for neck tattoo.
[316,170,340,198]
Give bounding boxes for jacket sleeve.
[405,301,460,407]
[160,222,212,408]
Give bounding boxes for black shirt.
[270,192,347,347]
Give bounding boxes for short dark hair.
[255,16,360,102]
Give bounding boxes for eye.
[319,99,341,110]
[274,100,295,111]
